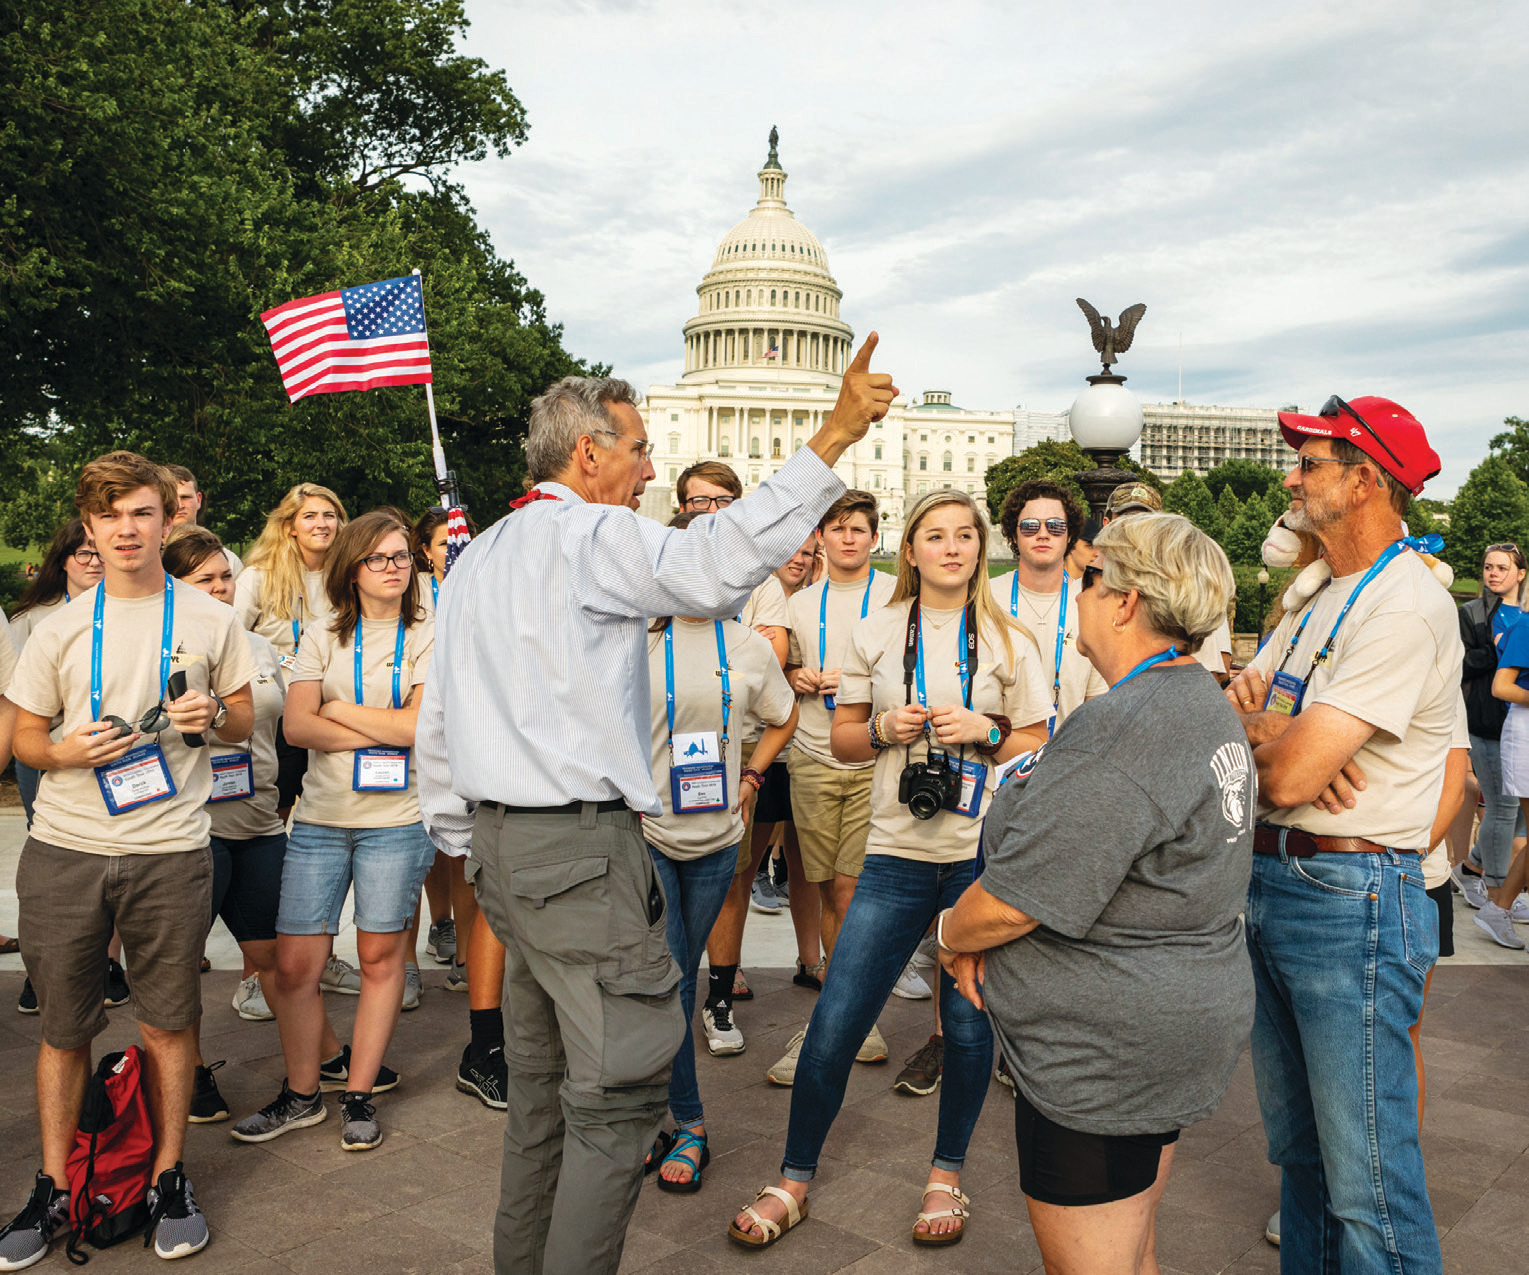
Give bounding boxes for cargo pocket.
[508,856,610,964]
[594,959,685,1089]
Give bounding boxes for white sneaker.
[1473,903,1526,950]
[702,1003,745,1055]
[320,955,361,995]
[1451,864,1488,910]
[1265,1209,1280,1247]
[232,973,274,1021]
[401,962,422,1011]
[1510,894,1529,924]
[767,1029,807,1086]
[856,1022,889,1064]
[892,960,932,1000]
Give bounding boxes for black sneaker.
[0,1172,69,1270]
[893,1035,944,1096]
[995,1052,1017,1096]
[188,1061,229,1124]
[339,1092,381,1151]
[457,1043,508,1110]
[104,958,130,1008]
[143,1162,208,1260]
[318,1045,400,1094]
[229,1081,326,1143]
[16,980,37,1016]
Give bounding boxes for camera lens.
[907,786,942,820]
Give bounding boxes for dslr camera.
[898,749,962,820]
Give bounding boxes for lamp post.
[1257,566,1270,638]
[1068,299,1148,521]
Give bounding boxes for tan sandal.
[727,1185,809,1249]
[912,1181,970,1247]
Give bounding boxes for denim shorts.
[276,821,436,936]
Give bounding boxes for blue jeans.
[1468,734,1521,887]
[1245,835,1440,1274]
[782,854,992,1181]
[647,843,739,1129]
[15,761,40,828]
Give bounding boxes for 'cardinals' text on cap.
[1276,396,1440,496]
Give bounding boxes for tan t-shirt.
[290,614,434,829]
[989,571,1108,730]
[208,632,287,842]
[417,571,443,616]
[1250,551,1464,850]
[642,619,796,860]
[839,602,1051,863]
[785,571,898,768]
[739,575,793,751]
[1196,619,1233,674]
[9,595,70,656]
[233,564,330,665]
[7,581,256,855]
[0,623,15,696]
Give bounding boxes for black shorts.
[209,831,287,944]
[274,716,308,808]
[753,758,793,826]
[1427,880,1454,959]
[1013,1075,1179,1207]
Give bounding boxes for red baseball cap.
[1276,395,1440,496]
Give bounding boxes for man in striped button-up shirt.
[419,335,896,1275]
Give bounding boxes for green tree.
[1205,458,1286,504]
[1223,492,1270,566]
[1214,484,1242,541]
[984,440,1090,521]
[1488,416,1529,488]
[1443,456,1529,578]
[1161,470,1218,536]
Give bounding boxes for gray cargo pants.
[470,801,685,1275]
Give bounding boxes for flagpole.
[412,267,456,505]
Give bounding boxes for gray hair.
[1092,512,1234,653]
[525,376,643,483]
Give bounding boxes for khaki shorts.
[17,837,212,1050]
[787,752,874,883]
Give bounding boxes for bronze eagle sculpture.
[1076,298,1148,374]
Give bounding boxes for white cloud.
[457,0,1529,495]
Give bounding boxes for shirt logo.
[1210,742,1253,828]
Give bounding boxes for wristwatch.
[209,692,228,731]
[984,723,1002,747]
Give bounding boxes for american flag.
[261,275,433,402]
[442,505,471,577]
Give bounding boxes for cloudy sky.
[457,0,1527,495]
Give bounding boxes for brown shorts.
[17,837,213,1050]
[787,752,874,883]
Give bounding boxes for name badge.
[671,763,728,813]
[95,743,177,816]
[208,752,254,803]
[353,747,410,791]
[1264,670,1305,718]
[279,653,297,670]
[823,692,837,712]
[952,757,988,819]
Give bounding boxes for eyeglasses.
[684,494,736,511]
[1018,517,1068,537]
[71,548,102,565]
[1296,454,1362,475]
[361,551,413,572]
[1080,564,1105,592]
[1318,395,1405,474]
[591,428,656,460]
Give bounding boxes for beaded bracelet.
[740,767,766,791]
[868,710,890,750]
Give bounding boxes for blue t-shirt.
[1498,615,1529,690]
[1493,602,1522,651]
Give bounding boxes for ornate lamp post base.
[1075,452,1139,521]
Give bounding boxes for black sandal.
[643,1128,674,1176]
[655,1130,709,1194]
[793,958,825,991]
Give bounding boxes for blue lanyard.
[1011,572,1068,733]
[818,574,874,670]
[91,576,174,722]
[1114,645,1181,689]
[354,617,407,709]
[914,607,971,710]
[291,618,300,654]
[1275,541,1408,681]
[664,621,732,750]
[430,576,439,607]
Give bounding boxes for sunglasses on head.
[1318,395,1405,474]
[1487,543,1521,554]
[1018,517,1068,537]
[1080,564,1105,592]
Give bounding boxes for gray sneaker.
[144,1162,208,1260]
[402,962,422,1011]
[1451,863,1488,910]
[1474,902,1527,950]
[319,954,361,995]
[231,973,273,1021]
[340,1092,382,1151]
[426,918,457,965]
[1265,1209,1280,1247]
[230,1081,327,1143]
[0,1172,69,1270]
[444,960,468,993]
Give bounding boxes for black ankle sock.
[469,1007,504,1059]
[707,965,737,1008]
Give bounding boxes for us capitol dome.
[638,129,1022,549]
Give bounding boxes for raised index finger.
[845,331,879,374]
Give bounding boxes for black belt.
[481,799,628,817]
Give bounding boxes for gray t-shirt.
[980,663,1256,1136]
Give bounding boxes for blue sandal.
[655,1129,710,1194]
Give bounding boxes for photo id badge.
[95,743,177,816]
[823,691,837,712]
[1264,670,1305,718]
[353,747,410,791]
[671,762,728,813]
[953,758,988,819]
[207,752,254,803]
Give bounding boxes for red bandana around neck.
[508,488,564,512]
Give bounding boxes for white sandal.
[912,1181,970,1247]
[727,1184,809,1249]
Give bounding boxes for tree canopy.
[1444,456,1529,579]
[984,439,1160,523]
[1,0,594,548]
[1161,470,1219,537]
[1204,458,1287,504]
[1489,417,1529,489]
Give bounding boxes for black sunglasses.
[1318,395,1404,474]
[1080,564,1104,592]
[1018,517,1068,537]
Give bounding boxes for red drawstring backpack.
[65,1047,154,1263]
